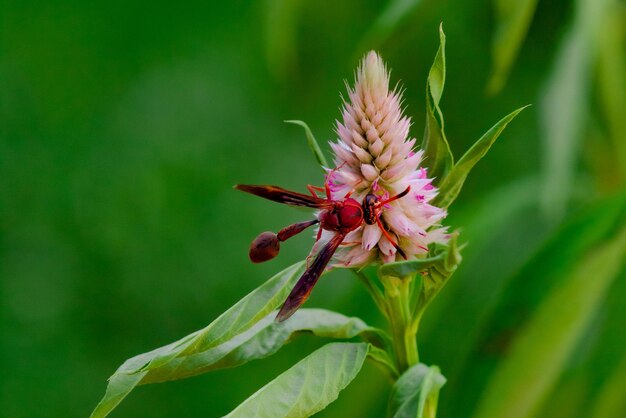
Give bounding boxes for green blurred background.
[2,0,625,417]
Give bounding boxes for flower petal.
[361,224,383,251]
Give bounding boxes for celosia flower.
[326,51,449,266]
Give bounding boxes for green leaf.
[421,24,454,182]
[284,120,328,168]
[378,253,446,279]
[487,0,540,94]
[589,354,626,418]
[91,261,305,418]
[368,345,400,379]
[137,308,390,385]
[224,342,371,418]
[387,363,446,418]
[435,105,529,208]
[418,235,462,312]
[596,7,626,181]
[472,226,626,418]
[378,232,462,278]
[539,0,612,220]
[418,177,542,386]
[443,192,626,417]
[539,29,589,221]
[538,266,626,418]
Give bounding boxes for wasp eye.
[249,231,280,263]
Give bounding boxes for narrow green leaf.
[225,342,370,418]
[378,232,461,278]
[472,226,626,418]
[378,253,445,279]
[368,345,400,379]
[589,354,626,418]
[91,261,305,418]
[418,234,462,313]
[596,6,626,181]
[418,178,541,381]
[540,0,612,220]
[442,232,462,272]
[538,267,626,418]
[435,105,529,208]
[387,363,446,418]
[540,29,589,221]
[433,190,625,418]
[284,120,328,168]
[487,0,540,94]
[421,24,454,182]
[427,24,446,106]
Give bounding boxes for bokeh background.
[2,0,625,417]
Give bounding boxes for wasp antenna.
[377,185,411,207]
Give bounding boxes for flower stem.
[384,277,419,372]
[353,270,388,318]
[405,327,418,366]
[424,391,440,418]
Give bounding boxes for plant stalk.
[384,276,419,372]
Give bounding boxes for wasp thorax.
[319,198,363,233]
[249,231,280,263]
[338,202,363,229]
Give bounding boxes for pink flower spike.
[326,51,448,267]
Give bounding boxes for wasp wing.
[235,184,332,209]
[275,233,345,322]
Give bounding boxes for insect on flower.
[235,181,410,322]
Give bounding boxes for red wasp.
[235,180,410,322]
